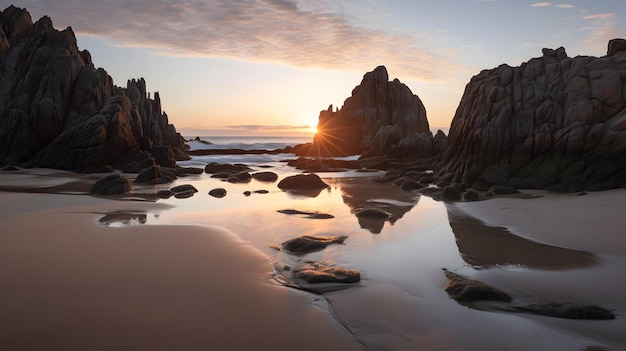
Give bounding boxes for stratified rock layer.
[438,41,626,191]
[305,66,441,158]
[0,6,188,172]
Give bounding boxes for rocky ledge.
[0,6,188,173]
[296,66,445,159]
[436,39,626,192]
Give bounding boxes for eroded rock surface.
[277,174,329,190]
[0,6,188,172]
[443,269,512,303]
[437,41,626,191]
[298,66,443,158]
[513,301,615,320]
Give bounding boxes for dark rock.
[462,190,480,202]
[443,269,512,303]
[170,184,198,194]
[251,171,278,182]
[441,186,462,201]
[487,185,521,195]
[300,66,434,159]
[277,174,329,190]
[174,189,195,199]
[120,152,156,174]
[277,209,335,219]
[157,190,172,199]
[2,165,19,171]
[243,191,251,196]
[209,188,227,198]
[292,263,360,284]
[437,41,626,191]
[134,166,161,184]
[607,38,626,56]
[227,171,252,183]
[254,189,269,194]
[0,7,188,172]
[204,162,250,174]
[514,301,615,320]
[93,165,115,173]
[281,235,348,254]
[176,166,203,175]
[89,175,132,195]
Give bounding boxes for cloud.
[15,0,462,81]
[578,13,622,54]
[530,2,552,7]
[555,3,575,9]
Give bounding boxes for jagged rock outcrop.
[300,66,443,158]
[437,40,626,191]
[0,6,188,172]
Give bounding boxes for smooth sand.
[0,193,362,351]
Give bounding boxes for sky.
[3,0,626,136]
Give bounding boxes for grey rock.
[170,184,198,194]
[437,41,626,191]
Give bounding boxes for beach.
[1,168,625,351]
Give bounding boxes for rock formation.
[437,39,626,191]
[301,66,444,158]
[0,6,188,172]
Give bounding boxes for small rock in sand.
[89,175,132,195]
[252,171,279,182]
[292,263,360,284]
[282,235,348,254]
[443,269,512,303]
[209,188,227,198]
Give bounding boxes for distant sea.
[185,135,312,151]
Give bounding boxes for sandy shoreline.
[0,192,362,351]
[1,170,626,350]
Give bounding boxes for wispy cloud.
[530,2,552,7]
[578,13,621,54]
[15,0,463,81]
[555,3,575,9]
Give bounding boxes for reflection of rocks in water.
[335,178,419,233]
[98,211,147,227]
[446,206,599,270]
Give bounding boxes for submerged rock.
[514,302,615,320]
[89,175,132,195]
[281,235,348,255]
[443,269,512,303]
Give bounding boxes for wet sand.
[0,192,362,351]
[1,170,626,350]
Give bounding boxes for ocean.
[185,135,312,151]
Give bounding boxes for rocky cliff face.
[437,40,626,191]
[307,66,442,158]
[0,5,188,172]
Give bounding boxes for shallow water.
[120,158,626,350]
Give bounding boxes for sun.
[309,125,318,134]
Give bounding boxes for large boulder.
[437,42,626,191]
[0,6,188,172]
[89,175,132,195]
[302,66,437,158]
